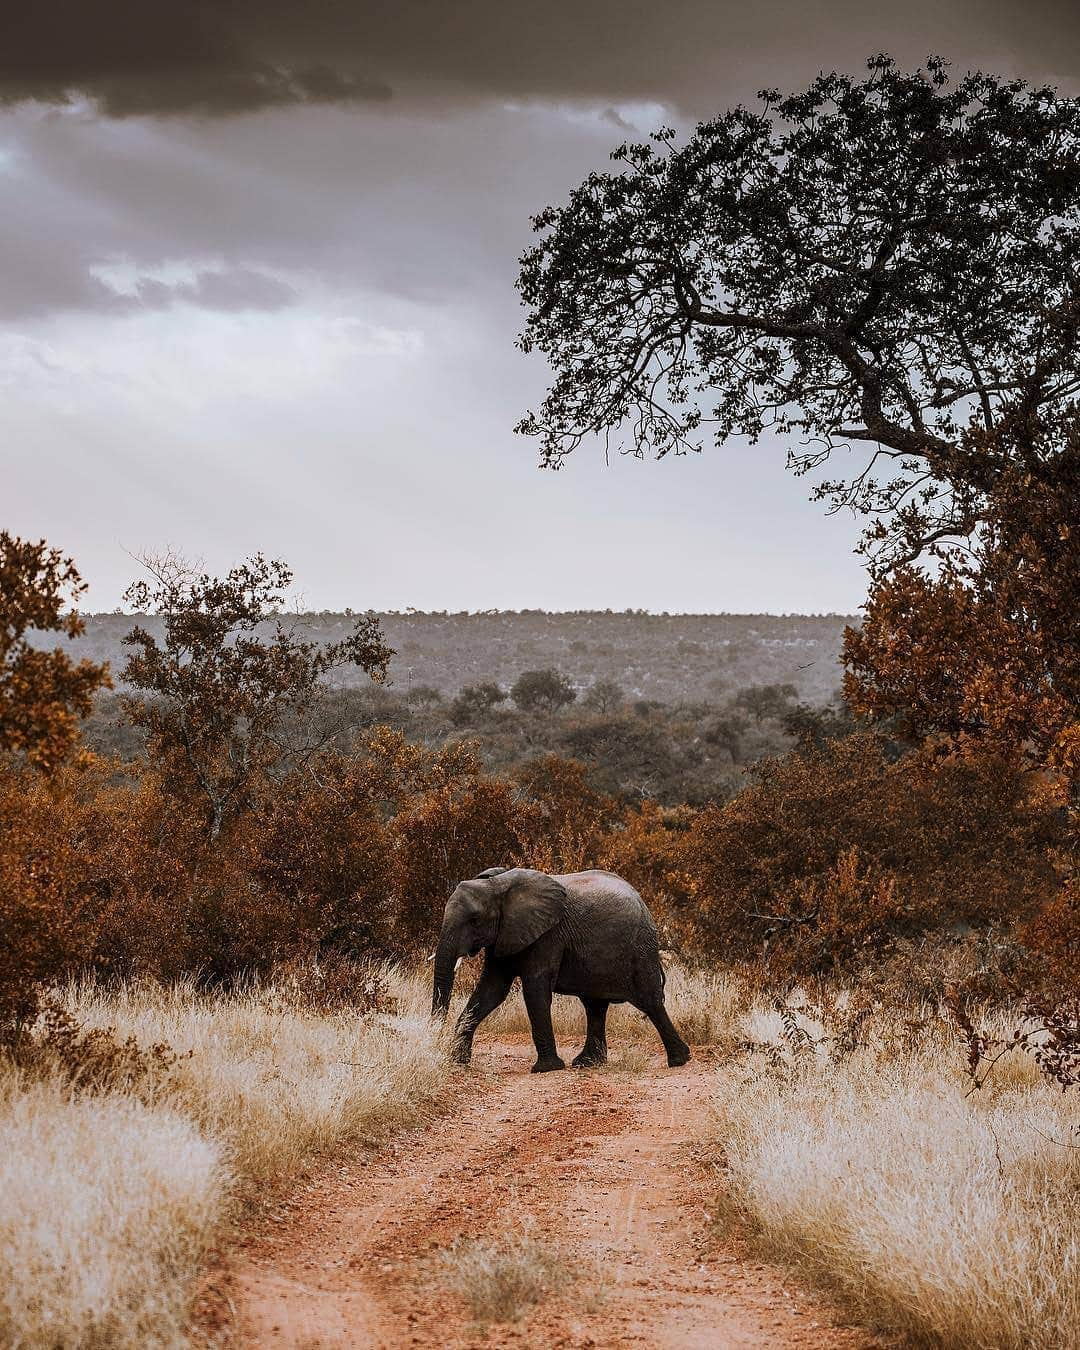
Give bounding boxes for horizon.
[81,605,862,620]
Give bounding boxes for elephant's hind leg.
[632,996,691,1067]
[572,998,609,1067]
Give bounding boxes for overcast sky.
[4,1,1079,613]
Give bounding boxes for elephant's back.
[556,869,654,921]
[556,869,658,934]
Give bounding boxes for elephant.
[431,866,691,1073]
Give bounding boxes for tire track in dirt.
[200,1041,877,1349]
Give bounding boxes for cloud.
[92,264,297,313]
[0,97,625,318]
[0,4,391,116]
[3,1,1080,120]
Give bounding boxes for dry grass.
[0,1070,222,1350]
[0,973,451,1348]
[433,1228,574,1323]
[710,1002,1080,1350]
[595,1042,654,1073]
[425,957,741,1052]
[69,974,450,1187]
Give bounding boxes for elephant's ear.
[492,869,567,957]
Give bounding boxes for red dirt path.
[199,1040,879,1348]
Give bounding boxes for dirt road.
[205,1041,874,1348]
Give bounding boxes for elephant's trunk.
[431,928,460,1018]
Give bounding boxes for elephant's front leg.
[521,975,564,1073]
[451,965,513,1065]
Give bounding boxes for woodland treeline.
[41,607,852,704]
[83,667,842,807]
[69,608,852,805]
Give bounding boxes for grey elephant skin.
[431,867,691,1073]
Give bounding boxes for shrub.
[391,775,531,950]
[434,1230,574,1323]
[510,668,576,714]
[0,761,99,1037]
[1021,879,1080,1001]
[598,800,697,947]
[681,734,1065,980]
[514,754,619,873]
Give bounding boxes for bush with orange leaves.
[0,755,200,1020]
[598,800,698,950]
[512,754,620,874]
[0,533,110,774]
[679,733,1065,983]
[0,760,97,1037]
[1021,879,1080,1001]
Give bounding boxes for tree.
[583,678,624,714]
[510,668,577,714]
[781,698,857,749]
[448,681,507,726]
[843,443,1080,792]
[733,682,798,725]
[561,714,675,800]
[517,57,1080,574]
[704,713,744,762]
[121,554,393,840]
[0,533,110,772]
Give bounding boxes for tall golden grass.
[710,1002,1080,1350]
[456,957,743,1049]
[0,973,451,1348]
[0,1070,222,1350]
[5,962,1078,1349]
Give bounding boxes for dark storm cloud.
[4,0,1080,119]
[0,5,390,116]
[0,96,627,319]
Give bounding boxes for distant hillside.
[50,610,857,705]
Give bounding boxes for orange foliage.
[0,761,97,1034]
[680,734,1064,980]
[513,754,620,873]
[1,540,1072,1020]
[0,533,110,773]
[845,445,1080,795]
[1021,880,1080,1001]
[597,801,698,948]
[390,775,528,949]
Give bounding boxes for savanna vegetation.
[3,53,1079,1350]
[68,607,849,805]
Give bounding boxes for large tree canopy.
[517,57,1080,572]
